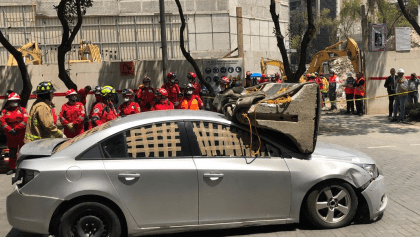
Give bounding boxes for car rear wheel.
[59,202,121,237]
[305,181,358,229]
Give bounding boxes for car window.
[79,144,103,160]
[191,121,269,157]
[101,133,127,158]
[125,122,184,158]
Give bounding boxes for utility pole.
[159,0,168,82]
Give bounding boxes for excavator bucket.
[214,82,321,154]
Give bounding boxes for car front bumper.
[361,174,387,220]
[7,185,63,234]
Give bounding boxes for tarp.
[250,73,262,77]
[213,82,321,154]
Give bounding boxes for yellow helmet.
[101,85,115,97]
[310,73,316,78]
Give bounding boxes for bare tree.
[0,32,32,107]
[55,0,92,90]
[174,0,215,96]
[397,0,420,36]
[270,0,316,83]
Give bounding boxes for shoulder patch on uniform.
[94,108,99,113]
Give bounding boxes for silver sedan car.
[7,110,387,236]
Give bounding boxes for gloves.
[67,123,75,133]
[9,129,17,136]
[145,103,152,109]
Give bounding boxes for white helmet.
[397,68,405,74]
[346,72,353,78]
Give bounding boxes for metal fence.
[0,5,189,65]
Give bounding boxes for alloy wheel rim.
[315,185,351,224]
[71,210,109,237]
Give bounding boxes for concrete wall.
[365,50,420,115]
[0,59,202,112]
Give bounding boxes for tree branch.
[175,0,215,96]
[68,0,83,45]
[270,0,294,82]
[388,13,403,38]
[0,30,32,107]
[397,0,420,36]
[295,0,316,82]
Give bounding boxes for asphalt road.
[1,114,420,237]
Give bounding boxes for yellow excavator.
[307,37,360,75]
[260,57,288,81]
[69,40,102,63]
[7,41,42,66]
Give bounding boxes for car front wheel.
[59,202,121,237]
[305,181,358,229]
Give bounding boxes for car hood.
[19,138,67,160]
[310,142,375,164]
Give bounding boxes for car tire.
[305,181,358,229]
[59,202,121,237]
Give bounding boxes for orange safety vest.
[354,77,365,96]
[180,98,200,110]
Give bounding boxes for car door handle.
[204,173,224,178]
[118,173,140,180]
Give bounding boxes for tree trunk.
[270,0,294,82]
[397,0,420,36]
[0,30,32,108]
[295,0,316,82]
[56,0,84,90]
[175,0,215,97]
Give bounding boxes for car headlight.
[357,164,379,178]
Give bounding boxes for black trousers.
[355,95,364,114]
[388,95,394,117]
[345,94,354,113]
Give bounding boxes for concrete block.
[230,17,237,34]
[120,2,143,15]
[196,33,213,51]
[195,15,212,33]
[142,1,160,14]
[230,33,238,50]
[260,21,269,37]
[243,35,251,51]
[217,0,229,11]
[260,36,269,51]
[212,33,230,50]
[185,0,196,12]
[196,0,216,12]
[251,35,260,52]
[243,18,250,35]
[212,14,229,33]
[269,36,278,53]
[250,20,260,36]
[188,33,197,51]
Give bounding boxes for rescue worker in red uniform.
[136,77,156,112]
[88,86,102,130]
[59,89,85,138]
[119,89,140,116]
[151,88,174,111]
[162,72,181,105]
[220,77,231,94]
[273,73,282,83]
[91,86,118,127]
[354,72,365,116]
[328,71,338,110]
[343,72,355,115]
[0,93,28,170]
[180,84,204,110]
[258,74,268,84]
[187,72,202,98]
[77,85,91,106]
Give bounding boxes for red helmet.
[7,92,20,101]
[65,89,77,97]
[122,88,134,97]
[187,72,197,80]
[275,73,280,78]
[306,73,311,78]
[246,71,252,76]
[143,76,151,83]
[167,72,176,79]
[157,88,168,97]
[262,74,267,78]
[221,76,230,85]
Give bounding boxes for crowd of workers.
[384,68,420,123]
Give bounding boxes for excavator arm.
[260,57,288,81]
[7,42,42,66]
[69,40,102,63]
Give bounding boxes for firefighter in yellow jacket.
[25,81,64,143]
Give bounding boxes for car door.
[103,121,198,228]
[186,121,291,224]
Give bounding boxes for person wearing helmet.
[90,85,118,127]
[258,74,268,84]
[245,71,252,87]
[187,72,202,97]
[25,81,64,143]
[151,88,174,111]
[77,85,91,106]
[220,76,231,94]
[343,72,355,114]
[328,70,338,110]
[354,72,366,116]
[320,73,329,107]
[162,72,181,104]
[307,73,316,83]
[119,89,140,116]
[136,76,156,112]
[59,89,86,138]
[180,83,204,110]
[0,92,28,170]
[88,86,103,130]
[274,73,282,83]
